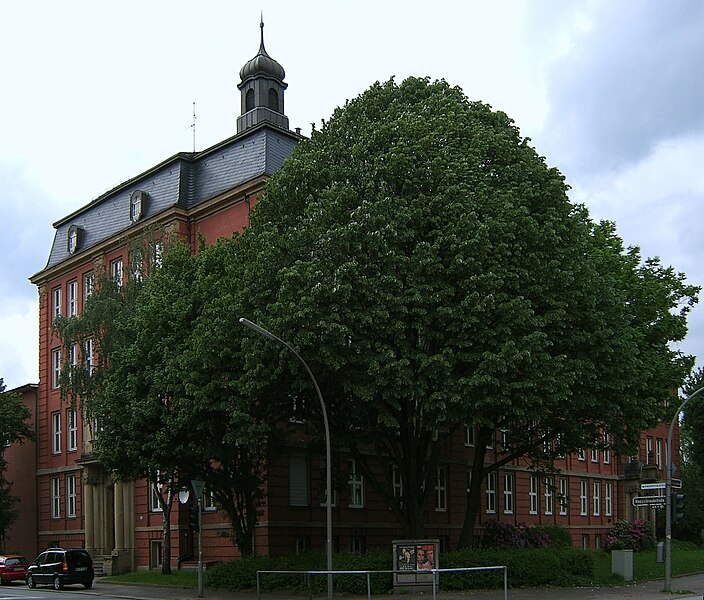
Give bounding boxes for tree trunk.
[161,508,172,575]
[458,439,488,549]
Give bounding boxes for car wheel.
[83,581,93,589]
[53,575,63,590]
[0,577,6,586]
[27,575,36,589]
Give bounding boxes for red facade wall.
[3,385,38,558]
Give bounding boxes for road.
[1,576,704,600]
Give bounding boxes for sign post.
[191,480,204,598]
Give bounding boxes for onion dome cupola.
[237,17,289,133]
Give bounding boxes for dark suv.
[27,548,94,590]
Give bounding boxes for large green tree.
[232,77,698,545]
[678,367,704,542]
[0,378,34,548]
[56,240,273,560]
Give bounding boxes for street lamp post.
[239,318,333,600]
[664,385,704,592]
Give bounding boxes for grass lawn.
[590,541,704,585]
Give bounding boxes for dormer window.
[130,190,147,222]
[67,225,82,254]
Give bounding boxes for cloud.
[0,299,38,389]
[542,0,704,176]
[570,132,704,365]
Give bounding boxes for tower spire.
[237,17,289,133]
[260,11,265,50]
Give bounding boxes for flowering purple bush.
[482,521,551,549]
[603,519,655,552]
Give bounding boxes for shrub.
[442,548,594,588]
[481,520,554,549]
[604,519,655,552]
[534,525,573,549]
[205,551,391,594]
[206,547,595,592]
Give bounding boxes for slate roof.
[37,123,300,276]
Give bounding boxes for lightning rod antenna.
[191,101,197,152]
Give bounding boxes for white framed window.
[580,480,588,515]
[559,477,568,515]
[501,428,510,451]
[544,477,554,515]
[83,271,94,302]
[68,280,77,317]
[350,536,364,554]
[392,466,403,503]
[603,433,611,464]
[289,455,309,507]
[52,348,61,388]
[590,448,599,463]
[485,472,496,514]
[67,407,77,452]
[52,412,61,454]
[464,424,475,447]
[348,459,364,508]
[202,488,216,511]
[503,472,514,514]
[150,478,163,512]
[577,448,586,461]
[605,481,613,516]
[435,466,447,512]
[69,342,78,381]
[593,480,601,516]
[51,477,61,518]
[111,258,123,288]
[529,475,539,514]
[466,469,472,493]
[66,474,76,518]
[656,439,663,469]
[153,241,164,268]
[52,286,62,320]
[486,431,494,450]
[130,250,143,282]
[84,338,94,375]
[646,436,654,464]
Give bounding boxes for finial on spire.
[260,11,265,50]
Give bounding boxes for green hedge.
[205,548,594,593]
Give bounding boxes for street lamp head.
[239,317,278,342]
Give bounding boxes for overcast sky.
[2,0,703,390]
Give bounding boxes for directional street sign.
[633,496,666,507]
[641,482,667,490]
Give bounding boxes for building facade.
[2,384,38,559]
[27,28,680,572]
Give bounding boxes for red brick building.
[27,27,680,572]
[2,383,38,559]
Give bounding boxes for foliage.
[230,76,699,544]
[679,367,704,543]
[53,240,273,558]
[205,548,592,592]
[481,520,550,549]
[604,519,655,552]
[205,551,391,593]
[534,525,574,549]
[0,378,34,547]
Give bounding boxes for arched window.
[245,89,255,112]
[268,88,279,112]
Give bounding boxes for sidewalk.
[95,574,704,600]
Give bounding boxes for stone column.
[114,481,125,551]
[84,476,94,549]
